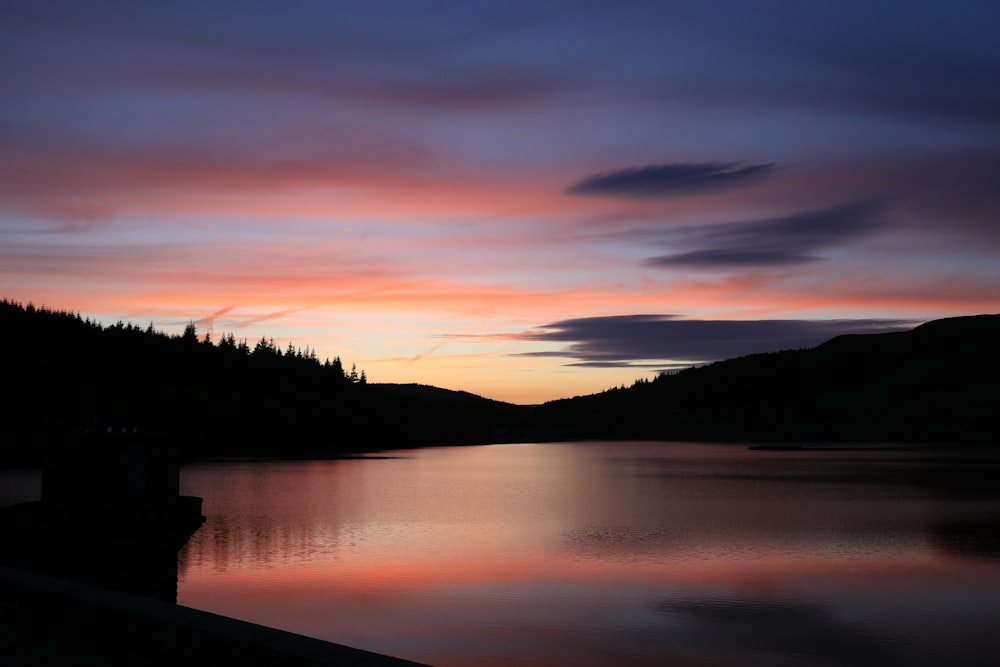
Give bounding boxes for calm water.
[169,441,1000,666]
[5,441,997,665]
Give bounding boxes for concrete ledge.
[0,565,430,666]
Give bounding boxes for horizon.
[3,1,999,404]
[12,297,998,407]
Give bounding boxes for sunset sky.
[3,1,999,404]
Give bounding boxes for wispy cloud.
[193,306,236,332]
[228,306,316,329]
[516,315,913,367]
[566,162,777,198]
[793,33,1000,129]
[644,200,886,268]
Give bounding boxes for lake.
[172,441,1000,666]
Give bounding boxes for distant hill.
[2,299,996,465]
[0,300,520,463]
[364,383,526,446]
[530,314,1000,444]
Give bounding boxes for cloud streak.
[519,315,913,367]
[566,162,777,199]
[644,200,886,268]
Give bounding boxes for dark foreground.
[0,566,430,667]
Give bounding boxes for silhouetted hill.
[0,300,522,463]
[3,299,996,464]
[530,314,1000,444]
[365,384,527,446]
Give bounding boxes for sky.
[2,0,999,404]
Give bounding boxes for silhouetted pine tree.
[0,299,378,461]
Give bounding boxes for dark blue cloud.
[773,9,1000,130]
[636,3,1000,132]
[520,315,914,366]
[357,68,564,111]
[644,200,885,268]
[566,162,777,198]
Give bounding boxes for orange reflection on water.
[178,444,1000,667]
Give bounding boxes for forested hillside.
[3,299,996,465]
[0,300,520,462]
[531,314,1000,444]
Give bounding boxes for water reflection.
[930,514,1000,560]
[176,443,1000,666]
[656,596,901,665]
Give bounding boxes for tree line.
[3,298,995,465]
[0,299,374,460]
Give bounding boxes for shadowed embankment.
[0,565,430,667]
